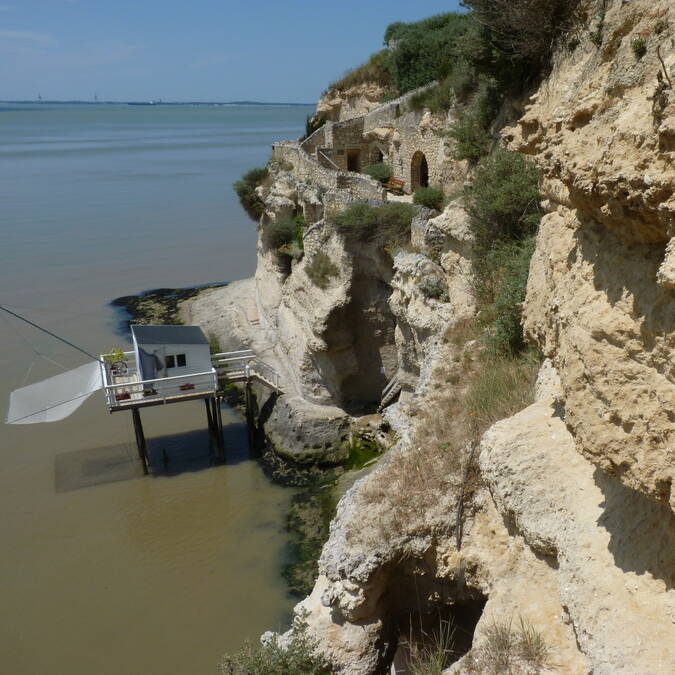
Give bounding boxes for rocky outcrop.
[505,0,675,508]
[480,382,675,673]
[317,83,389,123]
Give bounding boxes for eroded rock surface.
[506,0,675,507]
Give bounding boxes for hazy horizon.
[1,0,463,102]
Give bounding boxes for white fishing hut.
[101,324,218,410]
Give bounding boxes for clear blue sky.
[1,0,464,102]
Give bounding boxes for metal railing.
[103,369,218,408]
[211,350,281,392]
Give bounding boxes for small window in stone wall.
[176,354,186,367]
[165,355,175,369]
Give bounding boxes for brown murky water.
[0,103,310,674]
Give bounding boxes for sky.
[0,0,465,102]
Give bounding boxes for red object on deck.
[115,392,131,401]
[179,383,195,391]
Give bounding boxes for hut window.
[176,354,186,367]
[165,355,176,369]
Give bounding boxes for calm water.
[0,103,312,674]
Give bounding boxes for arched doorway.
[411,151,429,190]
[370,146,384,164]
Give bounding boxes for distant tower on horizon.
[94,92,98,103]
[37,93,42,102]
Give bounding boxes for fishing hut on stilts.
[2,304,281,475]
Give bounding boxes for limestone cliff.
[505,0,675,509]
[193,1,674,671]
[281,1,673,673]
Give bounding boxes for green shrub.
[207,333,221,354]
[480,237,536,353]
[306,251,339,289]
[263,216,304,260]
[220,612,330,675]
[465,150,540,256]
[333,203,379,241]
[419,274,449,302]
[464,149,541,354]
[233,166,268,221]
[631,37,647,59]
[409,58,477,113]
[414,186,444,211]
[654,20,668,35]
[387,13,473,93]
[449,112,491,162]
[362,162,393,183]
[333,202,417,247]
[326,49,394,93]
[448,77,501,162]
[463,0,580,69]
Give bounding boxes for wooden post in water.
[245,380,254,449]
[204,398,215,454]
[211,397,224,460]
[131,408,149,475]
[215,396,225,460]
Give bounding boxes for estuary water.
[0,102,313,674]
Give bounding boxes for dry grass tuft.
[407,619,457,675]
[466,615,551,674]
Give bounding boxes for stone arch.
[410,151,429,190]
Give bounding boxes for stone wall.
[272,142,385,203]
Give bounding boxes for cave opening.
[381,570,488,673]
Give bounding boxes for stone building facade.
[300,87,461,195]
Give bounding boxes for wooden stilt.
[215,396,225,460]
[204,398,215,453]
[211,397,223,460]
[132,408,149,475]
[245,381,254,449]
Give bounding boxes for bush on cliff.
[263,216,304,262]
[220,611,330,675]
[333,202,416,248]
[326,49,394,94]
[464,149,541,354]
[234,166,268,221]
[362,162,393,183]
[463,0,580,69]
[413,186,444,211]
[386,12,472,93]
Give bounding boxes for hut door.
[347,149,361,172]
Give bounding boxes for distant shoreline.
[0,100,314,107]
